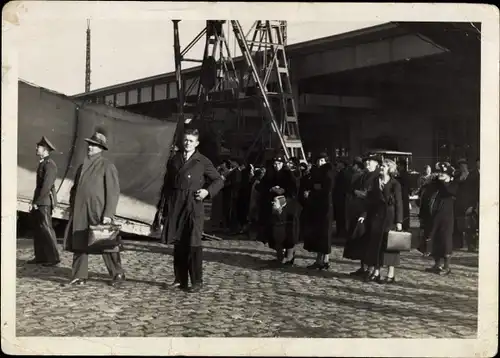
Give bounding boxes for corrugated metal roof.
[71,22,403,98]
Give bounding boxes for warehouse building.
[72,22,480,170]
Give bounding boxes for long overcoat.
[419,179,459,258]
[64,153,120,253]
[362,177,403,267]
[256,167,299,250]
[298,169,313,243]
[302,162,334,254]
[342,170,379,260]
[160,151,224,247]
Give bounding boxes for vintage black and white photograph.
[2,2,498,356]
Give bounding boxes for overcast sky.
[11,2,385,95]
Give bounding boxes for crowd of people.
[26,129,480,293]
[208,149,480,283]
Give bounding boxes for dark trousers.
[32,206,60,263]
[72,251,124,280]
[174,244,203,287]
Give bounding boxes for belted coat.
[32,155,58,208]
[64,153,120,253]
[160,151,224,247]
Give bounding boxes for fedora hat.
[36,136,56,151]
[85,130,108,150]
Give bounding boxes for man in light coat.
[63,129,124,287]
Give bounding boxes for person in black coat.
[298,161,313,244]
[28,136,60,266]
[423,162,459,275]
[396,160,411,231]
[343,155,381,277]
[159,128,224,292]
[332,159,349,237]
[359,158,404,284]
[302,153,335,270]
[344,157,366,236]
[256,156,299,264]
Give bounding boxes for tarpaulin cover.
[17,80,178,225]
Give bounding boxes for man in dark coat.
[27,136,60,266]
[63,129,124,287]
[257,156,299,264]
[343,154,381,277]
[423,162,459,275]
[302,153,335,270]
[160,128,224,293]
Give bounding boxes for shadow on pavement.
[16,258,109,285]
[16,258,167,288]
[274,290,477,332]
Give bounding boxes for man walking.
[160,128,224,293]
[63,129,125,287]
[27,136,60,266]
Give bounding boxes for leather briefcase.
[386,230,412,252]
[88,223,121,252]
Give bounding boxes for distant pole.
[85,19,91,93]
[173,20,184,116]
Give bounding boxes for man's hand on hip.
[195,189,209,201]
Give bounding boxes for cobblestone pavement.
[16,236,478,338]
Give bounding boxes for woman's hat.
[316,152,329,161]
[362,153,383,164]
[84,129,108,150]
[352,156,364,167]
[436,162,455,175]
[273,156,286,163]
[36,136,56,151]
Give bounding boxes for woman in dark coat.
[423,162,459,275]
[298,161,313,244]
[343,155,381,277]
[360,158,403,284]
[302,153,335,270]
[257,156,299,264]
[332,159,349,237]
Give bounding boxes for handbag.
[350,220,366,240]
[88,223,122,252]
[386,230,412,251]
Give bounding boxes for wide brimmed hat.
[457,158,468,165]
[36,136,56,151]
[435,162,455,176]
[84,130,108,150]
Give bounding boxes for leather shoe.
[62,278,86,287]
[109,273,126,287]
[349,268,367,276]
[42,261,60,267]
[188,283,203,293]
